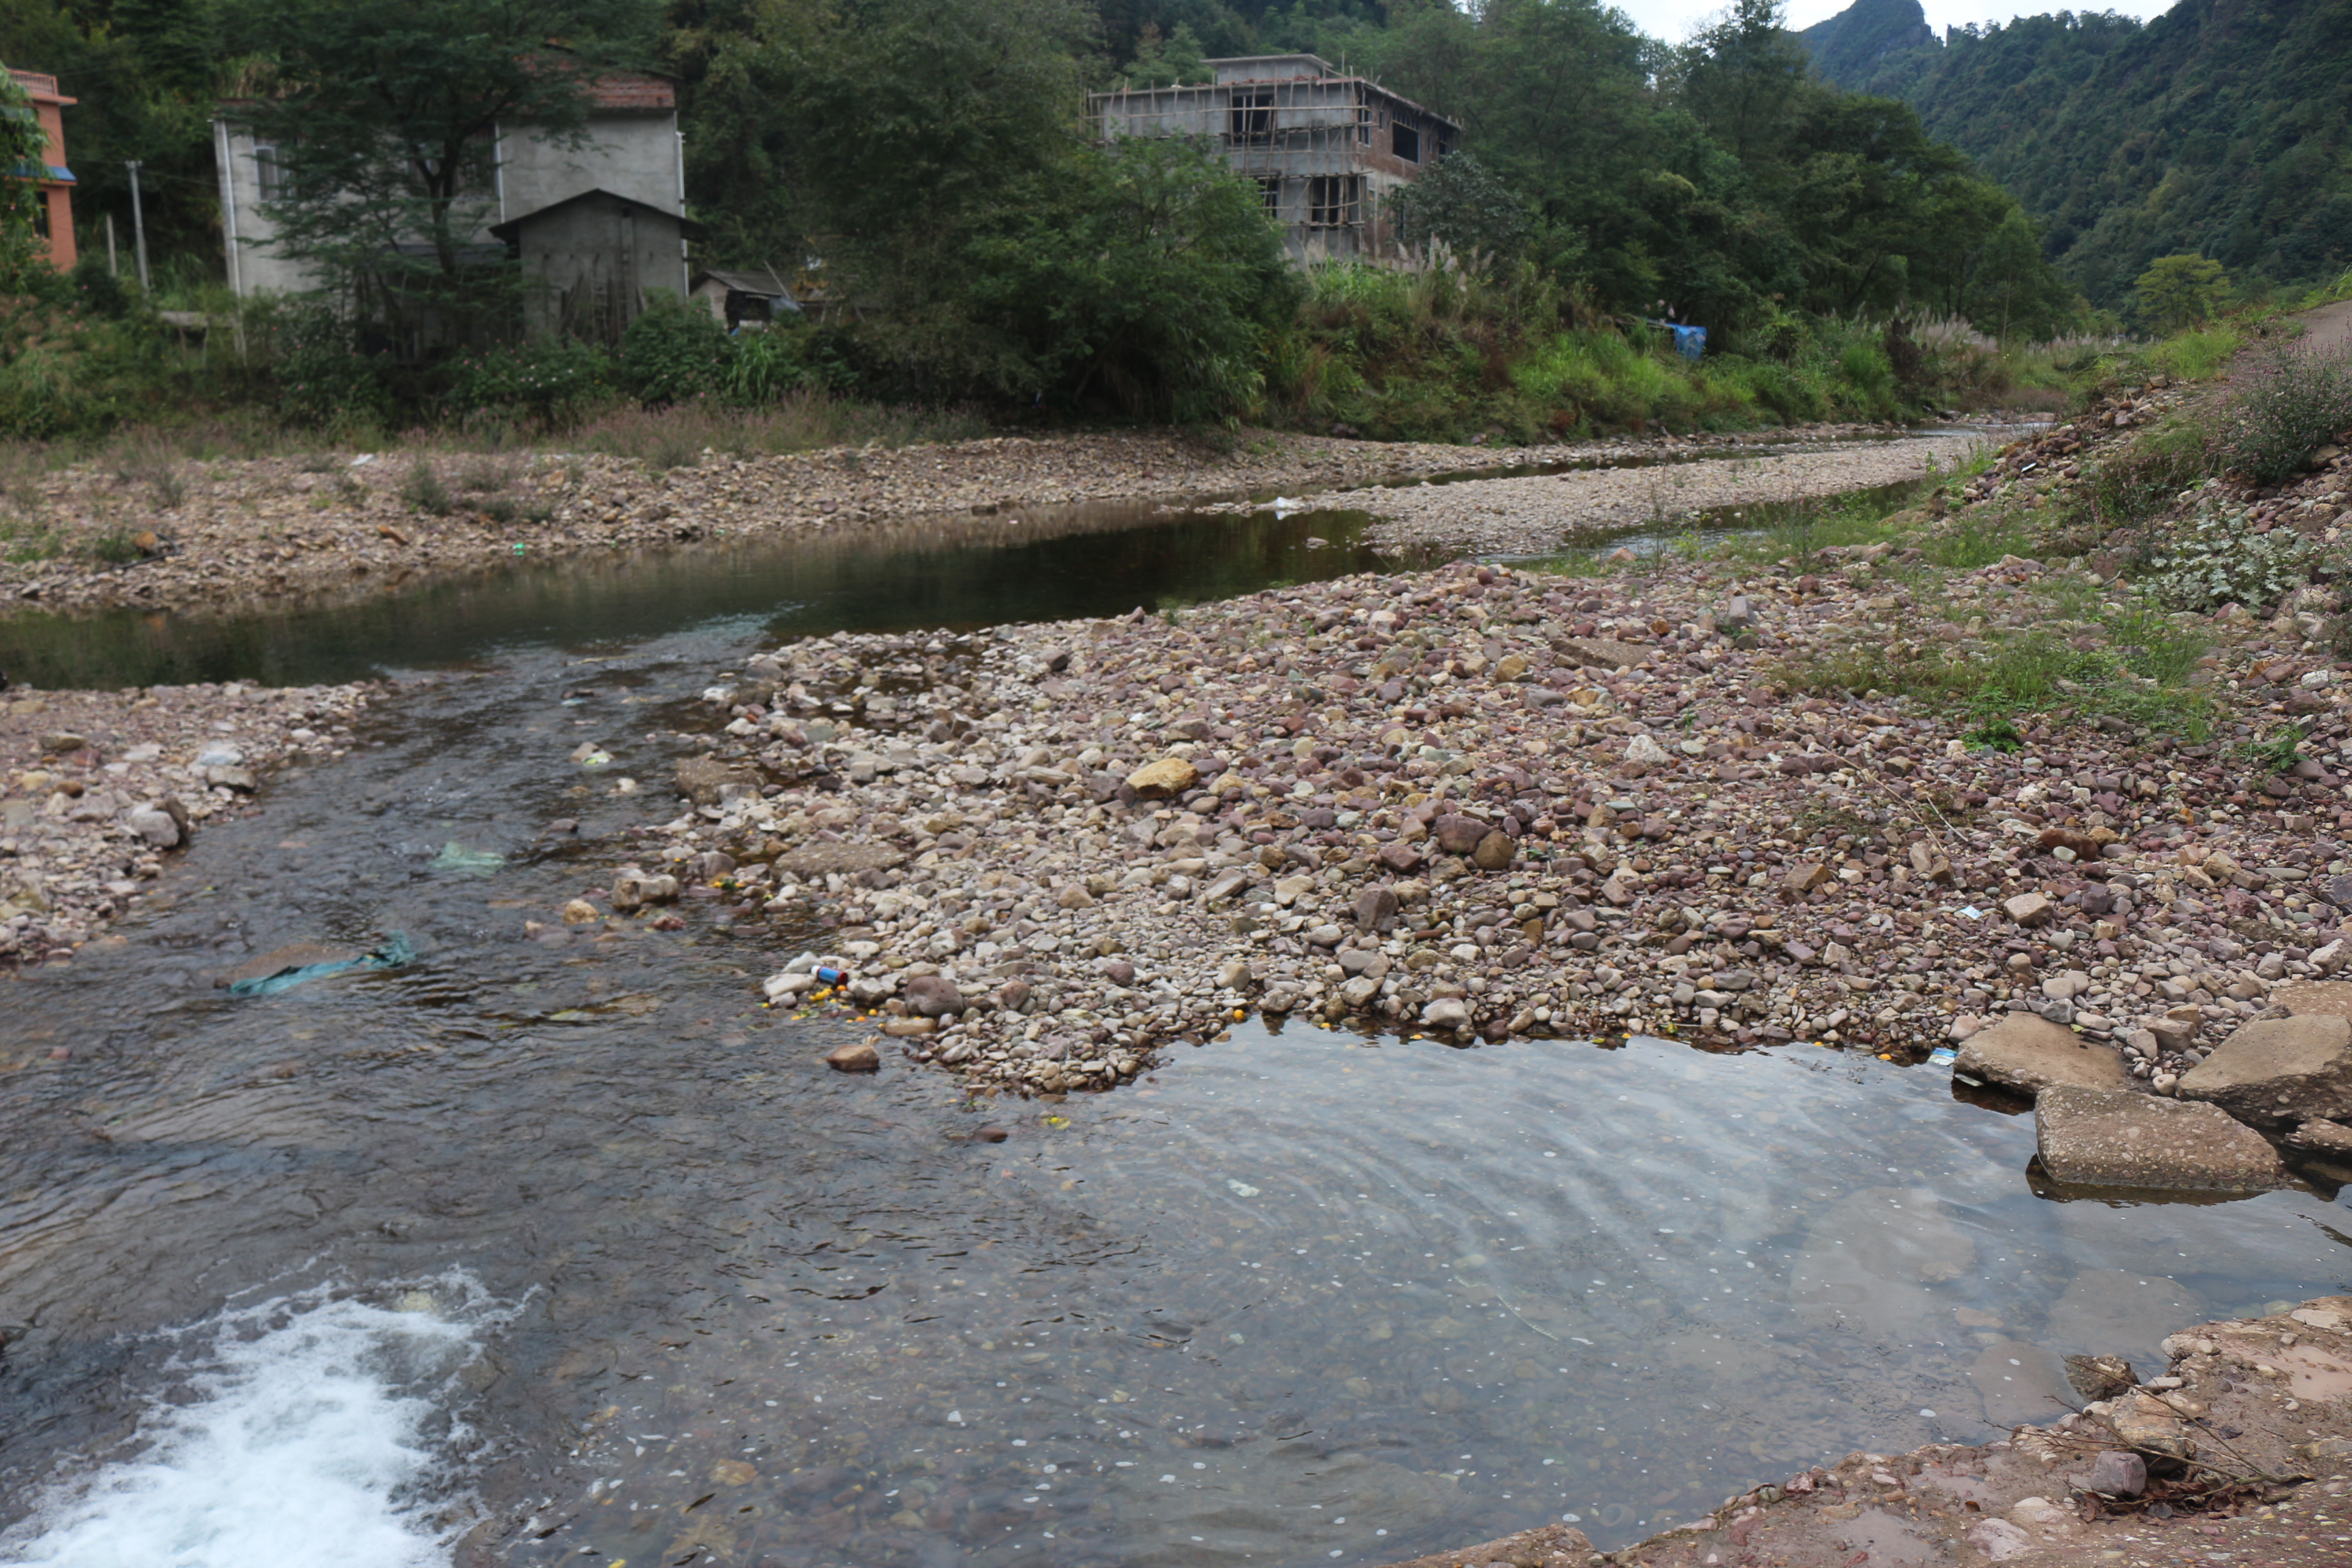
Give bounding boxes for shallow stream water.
[1,424,2333,1568]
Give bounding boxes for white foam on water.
[3,1276,508,1568]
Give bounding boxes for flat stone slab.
[1955,1011,2133,1096]
[2036,1084,2292,1191]
[2270,980,2352,1022]
[2178,1014,2352,1128]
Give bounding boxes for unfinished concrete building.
[1088,54,1459,263]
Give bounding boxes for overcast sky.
[1612,0,2181,47]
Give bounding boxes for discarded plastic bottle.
[814,965,847,986]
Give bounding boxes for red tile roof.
[588,72,673,110]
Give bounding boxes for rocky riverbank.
[582,497,2352,1102]
[0,679,374,969]
[0,422,1912,620]
[1382,1294,2352,1568]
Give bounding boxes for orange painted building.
[7,68,74,269]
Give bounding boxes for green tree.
[1386,150,1532,265]
[229,0,660,346]
[1680,0,1814,169]
[1122,20,1209,87]
[2134,252,2231,331]
[966,135,1298,419]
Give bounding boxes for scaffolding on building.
[1088,60,1457,263]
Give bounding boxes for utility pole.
[125,161,150,291]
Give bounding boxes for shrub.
[620,295,730,407]
[2217,343,2352,484]
[398,457,453,516]
[723,324,855,405]
[267,299,392,431]
[447,336,612,425]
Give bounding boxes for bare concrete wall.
[496,112,683,225]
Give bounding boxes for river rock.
[1431,815,1486,855]
[1955,1012,2133,1096]
[1964,1518,2033,1561]
[1354,885,1399,930]
[826,1040,880,1073]
[561,898,600,924]
[1624,732,1671,766]
[2082,1450,2147,1498]
[1555,636,1651,670]
[2003,892,2054,927]
[674,753,745,807]
[1125,757,1198,798]
[904,974,966,1017]
[2035,1084,2292,1190]
[2285,1118,2352,1162]
[610,867,682,912]
[124,804,182,848]
[2177,1014,2352,1127]
[2064,1353,2137,1401]
[2100,1390,2195,1461]
[1471,830,1516,871]
[1421,996,1470,1028]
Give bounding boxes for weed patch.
[2219,342,2352,484]
[398,458,453,517]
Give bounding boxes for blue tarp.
[1669,324,1707,361]
[227,933,416,998]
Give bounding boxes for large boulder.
[903,974,966,1017]
[2177,1014,2352,1128]
[1955,1012,2133,1096]
[2035,1084,2292,1190]
[2268,979,2352,1022]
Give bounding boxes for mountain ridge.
[1798,0,2352,307]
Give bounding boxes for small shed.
[692,266,802,329]
[490,188,707,343]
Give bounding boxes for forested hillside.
[1801,0,2352,309]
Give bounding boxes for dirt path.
[2293,297,2352,359]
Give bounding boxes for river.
[2,437,2347,1568]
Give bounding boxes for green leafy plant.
[1965,717,2024,752]
[2244,721,2307,774]
[620,296,730,407]
[2140,497,2318,610]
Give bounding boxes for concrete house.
[1087,54,1459,263]
[214,70,690,336]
